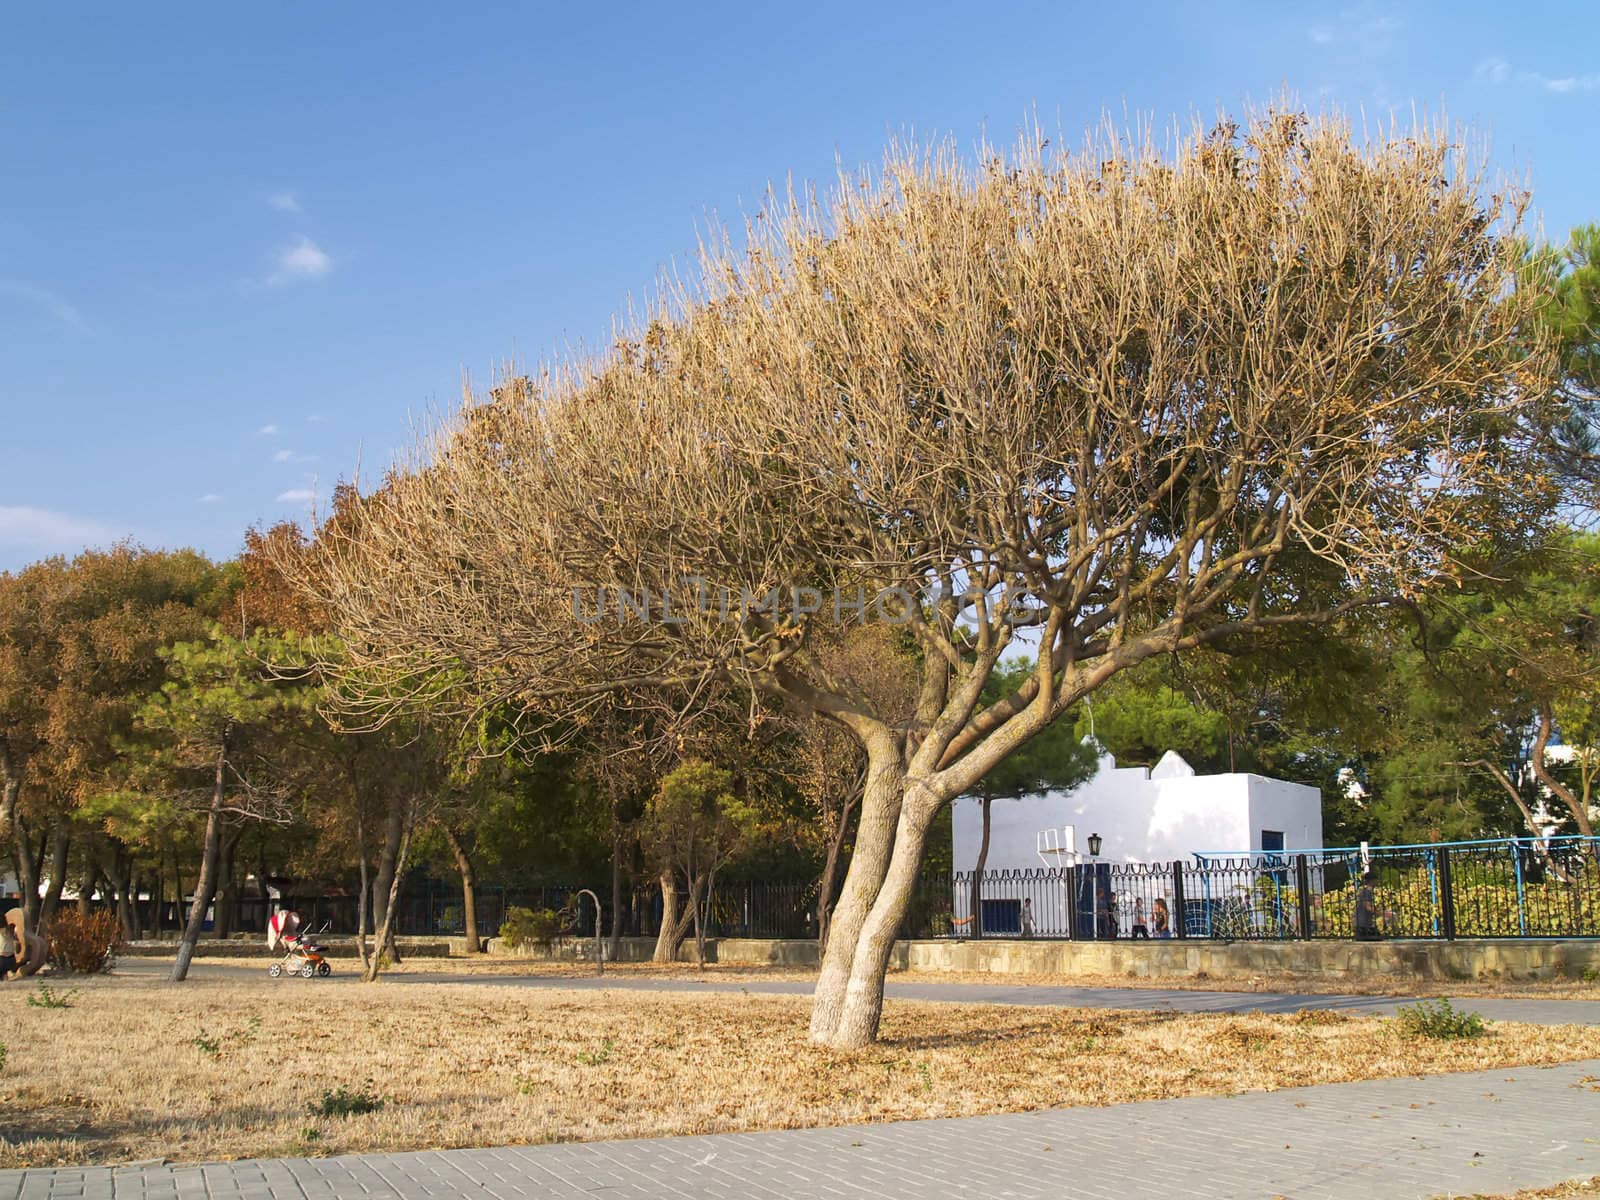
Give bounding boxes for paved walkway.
[114,959,1600,1027]
[6,1058,1599,1199]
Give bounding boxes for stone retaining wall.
[129,933,1600,981]
[495,934,1600,981]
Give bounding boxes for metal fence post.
[1064,864,1078,940]
[1172,862,1187,940]
[1294,855,1312,938]
[1437,846,1457,941]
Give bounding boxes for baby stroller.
[266,910,332,978]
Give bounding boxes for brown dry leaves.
[4,972,1600,1168]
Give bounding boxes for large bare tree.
[293,108,1556,1047]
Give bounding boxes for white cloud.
[1543,73,1600,94]
[197,493,224,504]
[266,235,333,287]
[1474,56,1510,84]
[1307,9,1402,57]
[1474,56,1600,93]
[272,449,294,463]
[0,505,119,553]
[277,488,316,504]
[256,423,280,436]
[267,192,302,214]
[273,449,319,464]
[0,279,88,332]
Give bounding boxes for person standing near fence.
[1151,897,1172,938]
[1354,872,1382,941]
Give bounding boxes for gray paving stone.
[7,1057,1600,1198]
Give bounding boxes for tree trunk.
[0,736,22,851]
[808,737,905,1043]
[77,865,95,917]
[441,825,481,953]
[39,818,70,925]
[170,848,186,939]
[372,797,406,963]
[608,792,625,962]
[112,856,137,940]
[969,794,993,939]
[826,785,942,1048]
[152,864,165,940]
[1530,708,1597,838]
[815,784,861,952]
[214,827,244,939]
[364,803,414,982]
[691,869,712,970]
[354,804,372,972]
[172,742,228,983]
[651,869,692,963]
[14,815,42,930]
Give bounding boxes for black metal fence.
[188,836,1600,944]
[918,837,1600,942]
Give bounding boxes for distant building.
[952,747,1323,874]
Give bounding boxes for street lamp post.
[1086,834,1104,939]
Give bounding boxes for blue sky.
[2,2,1595,572]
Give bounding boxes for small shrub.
[0,1039,7,1072]
[575,1037,615,1066]
[192,1033,222,1057]
[499,907,562,951]
[46,910,124,975]
[26,982,76,1009]
[309,1082,385,1118]
[1394,998,1487,1040]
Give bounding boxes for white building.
[952,747,1324,874]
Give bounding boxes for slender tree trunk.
[214,827,243,938]
[827,785,942,1048]
[15,815,42,930]
[113,856,137,939]
[816,784,861,952]
[691,869,711,970]
[1530,708,1596,838]
[151,862,164,938]
[170,848,186,939]
[0,737,22,851]
[441,825,481,953]
[39,818,70,924]
[116,879,135,939]
[172,741,228,983]
[354,804,372,971]
[372,797,406,963]
[77,864,95,917]
[364,803,414,982]
[809,737,905,1043]
[608,792,625,962]
[970,794,993,938]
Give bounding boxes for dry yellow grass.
[1449,1179,1600,1198]
[369,956,1600,1001]
[3,972,1599,1170]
